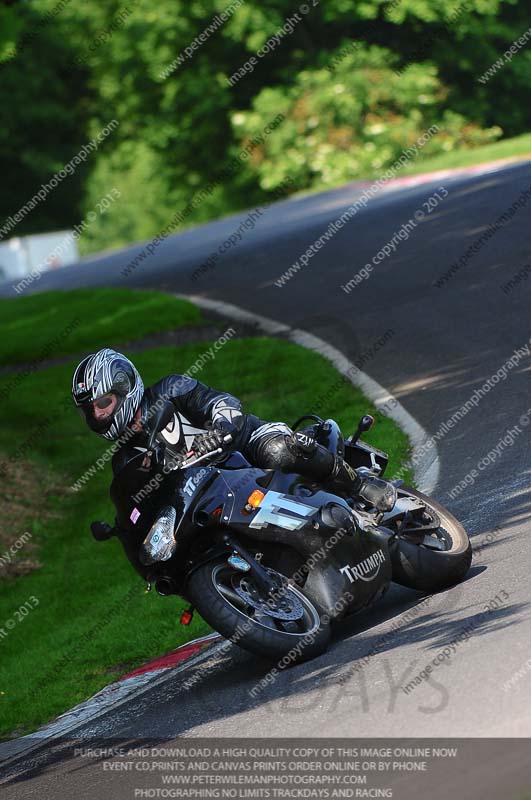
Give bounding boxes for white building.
[0,231,79,285]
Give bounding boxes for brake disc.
[232,571,305,621]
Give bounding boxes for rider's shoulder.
[149,374,198,399]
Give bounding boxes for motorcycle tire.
[390,486,472,592]
[186,557,331,664]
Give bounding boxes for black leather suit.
[114,374,348,480]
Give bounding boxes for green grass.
[0,292,411,740]
[0,288,201,367]
[398,131,531,177]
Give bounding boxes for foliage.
[233,45,501,190]
[0,0,529,252]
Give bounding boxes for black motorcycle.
[108,405,471,663]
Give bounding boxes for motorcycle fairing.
[111,445,393,621]
[110,449,216,536]
[195,466,393,620]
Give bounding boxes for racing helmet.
[72,348,144,440]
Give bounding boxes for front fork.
[220,533,278,595]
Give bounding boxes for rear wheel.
[187,558,331,663]
[389,486,472,592]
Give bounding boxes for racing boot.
[288,432,363,499]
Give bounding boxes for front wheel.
[186,558,331,663]
[389,486,472,592]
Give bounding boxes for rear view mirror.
[349,414,375,444]
[360,414,375,432]
[146,400,175,451]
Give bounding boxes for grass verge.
[0,287,201,367]
[0,290,411,740]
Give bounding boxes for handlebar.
[173,433,233,470]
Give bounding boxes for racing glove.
[192,427,230,456]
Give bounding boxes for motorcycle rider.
[72,348,362,566]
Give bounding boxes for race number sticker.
[248,491,317,531]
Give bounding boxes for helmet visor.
[79,393,123,434]
[93,393,115,410]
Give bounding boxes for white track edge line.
[182,293,439,494]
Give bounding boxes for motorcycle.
[108,404,472,663]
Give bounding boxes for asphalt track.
[2,160,531,796]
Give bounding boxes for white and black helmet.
[72,348,144,440]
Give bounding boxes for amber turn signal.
[247,489,265,508]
